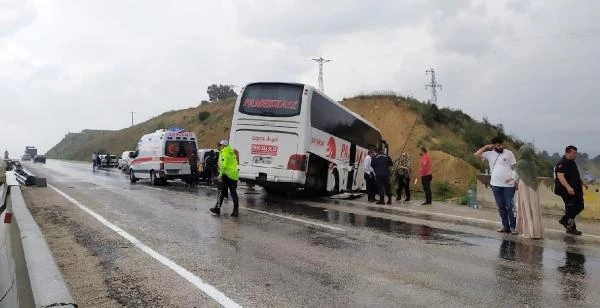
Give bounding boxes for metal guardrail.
[13,169,46,187]
[1,171,77,308]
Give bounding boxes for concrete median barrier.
[0,172,76,308]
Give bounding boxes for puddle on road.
[244,195,471,246]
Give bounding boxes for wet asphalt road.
[23,160,600,307]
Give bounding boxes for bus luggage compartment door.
[235,130,299,180]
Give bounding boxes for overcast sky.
[1,0,599,158]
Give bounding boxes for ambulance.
[129,128,198,185]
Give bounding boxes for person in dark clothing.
[363,150,377,202]
[204,150,216,185]
[372,148,393,205]
[188,151,199,184]
[96,155,102,169]
[555,145,589,235]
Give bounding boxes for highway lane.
[22,159,600,307]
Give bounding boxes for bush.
[198,111,211,122]
[433,180,453,197]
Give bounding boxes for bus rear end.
[230,83,308,191]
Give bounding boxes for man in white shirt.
[474,137,517,233]
[363,150,376,202]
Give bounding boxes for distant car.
[33,155,46,163]
[99,154,118,168]
[118,151,135,171]
[21,154,32,161]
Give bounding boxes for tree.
[551,152,561,161]
[207,84,236,102]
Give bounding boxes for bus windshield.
[165,141,197,158]
[239,83,303,117]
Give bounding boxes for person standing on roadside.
[188,150,199,184]
[474,137,517,233]
[204,150,216,185]
[372,147,393,205]
[514,144,543,239]
[393,152,411,202]
[363,150,376,202]
[92,152,98,171]
[418,147,433,205]
[555,145,588,235]
[210,140,239,217]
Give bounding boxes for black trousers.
[364,173,376,201]
[561,192,584,225]
[421,174,432,204]
[219,175,239,209]
[376,175,392,201]
[396,175,410,200]
[189,165,199,183]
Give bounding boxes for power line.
[425,68,442,104]
[312,57,332,92]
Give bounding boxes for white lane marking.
[242,208,344,232]
[48,184,242,308]
[394,207,600,239]
[142,186,344,232]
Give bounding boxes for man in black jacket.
[372,147,393,205]
[555,145,589,235]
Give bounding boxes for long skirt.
[516,179,543,239]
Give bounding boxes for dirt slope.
[342,97,478,193]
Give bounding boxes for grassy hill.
[47,94,561,197]
[47,97,238,161]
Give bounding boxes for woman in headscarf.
[515,144,543,239]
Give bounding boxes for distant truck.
[25,146,37,157]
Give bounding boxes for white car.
[99,154,118,168]
[118,151,135,171]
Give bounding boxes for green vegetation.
[433,180,453,198]
[198,111,211,122]
[206,84,237,102]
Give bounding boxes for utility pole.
[312,57,332,92]
[425,68,442,104]
[129,112,135,127]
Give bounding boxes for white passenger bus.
[229,82,387,194]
